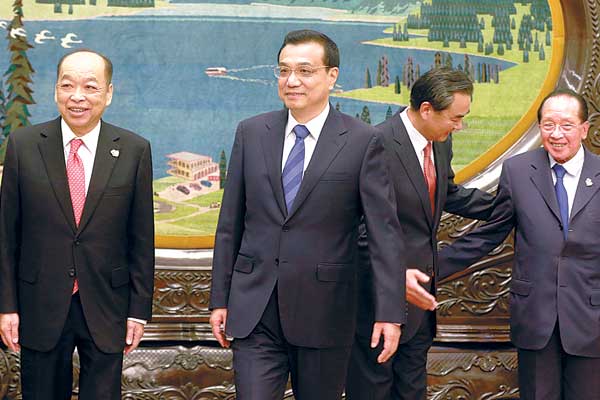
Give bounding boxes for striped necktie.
[282,125,310,213]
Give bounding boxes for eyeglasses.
[274,65,330,79]
[539,122,580,134]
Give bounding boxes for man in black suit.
[438,89,600,399]
[209,30,405,400]
[0,49,155,399]
[346,68,495,400]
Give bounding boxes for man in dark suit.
[209,30,405,400]
[0,49,155,399]
[346,68,495,400]
[438,88,600,399]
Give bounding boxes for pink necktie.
[67,138,85,294]
[423,142,436,215]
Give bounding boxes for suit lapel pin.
[110,149,120,158]
[585,178,593,187]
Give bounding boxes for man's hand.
[210,308,230,348]
[370,322,401,363]
[0,313,20,352]
[406,269,438,311]
[124,320,145,355]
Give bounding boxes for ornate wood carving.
[0,351,20,400]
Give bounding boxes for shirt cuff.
[128,317,147,325]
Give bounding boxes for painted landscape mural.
[0,0,553,239]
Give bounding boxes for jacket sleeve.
[438,162,516,281]
[127,141,156,321]
[210,122,246,310]
[0,133,22,313]
[443,136,495,220]
[359,132,406,323]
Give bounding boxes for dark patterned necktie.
[553,164,569,239]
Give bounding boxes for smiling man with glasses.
[438,89,600,399]
[209,29,405,400]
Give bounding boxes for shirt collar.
[548,145,585,177]
[285,103,330,141]
[61,118,101,154]
[400,108,429,152]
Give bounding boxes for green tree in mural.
[394,75,401,94]
[335,102,341,111]
[385,106,393,120]
[2,0,36,164]
[365,67,372,88]
[376,59,382,86]
[219,149,227,189]
[0,82,6,132]
[360,106,371,125]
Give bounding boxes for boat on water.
[205,67,227,76]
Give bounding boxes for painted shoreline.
[1,1,401,23]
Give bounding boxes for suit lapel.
[432,140,448,225]
[285,108,348,221]
[38,118,77,233]
[570,149,600,220]
[391,116,433,225]
[77,122,120,233]
[261,110,288,218]
[529,148,562,224]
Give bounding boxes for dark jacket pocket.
[234,254,254,274]
[510,279,532,296]
[316,263,355,282]
[103,185,132,197]
[18,265,39,283]
[590,292,600,306]
[111,267,130,288]
[320,173,351,182]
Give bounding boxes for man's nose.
[70,86,85,101]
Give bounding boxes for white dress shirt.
[549,145,585,217]
[400,108,435,171]
[281,103,330,172]
[61,119,146,326]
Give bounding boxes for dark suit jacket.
[0,118,155,353]
[357,110,494,343]
[209,107,405,349]
[439,147,600,357]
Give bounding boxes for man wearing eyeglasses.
[438,88,600,399]
[208,29,405,399]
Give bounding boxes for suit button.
[282,226,290,232]
[68,268,76,278]
[275,258,279,266]
[75,240,81,246]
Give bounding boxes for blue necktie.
[553,164,569,239]
[282,125,310,213]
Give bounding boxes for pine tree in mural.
[0,82,6,133]
[394,75,401,94]
[219,150,227,189]
[365,67,372,88]
[360,106,371,125]
[385,106,393,120]
[2,0,36,164]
